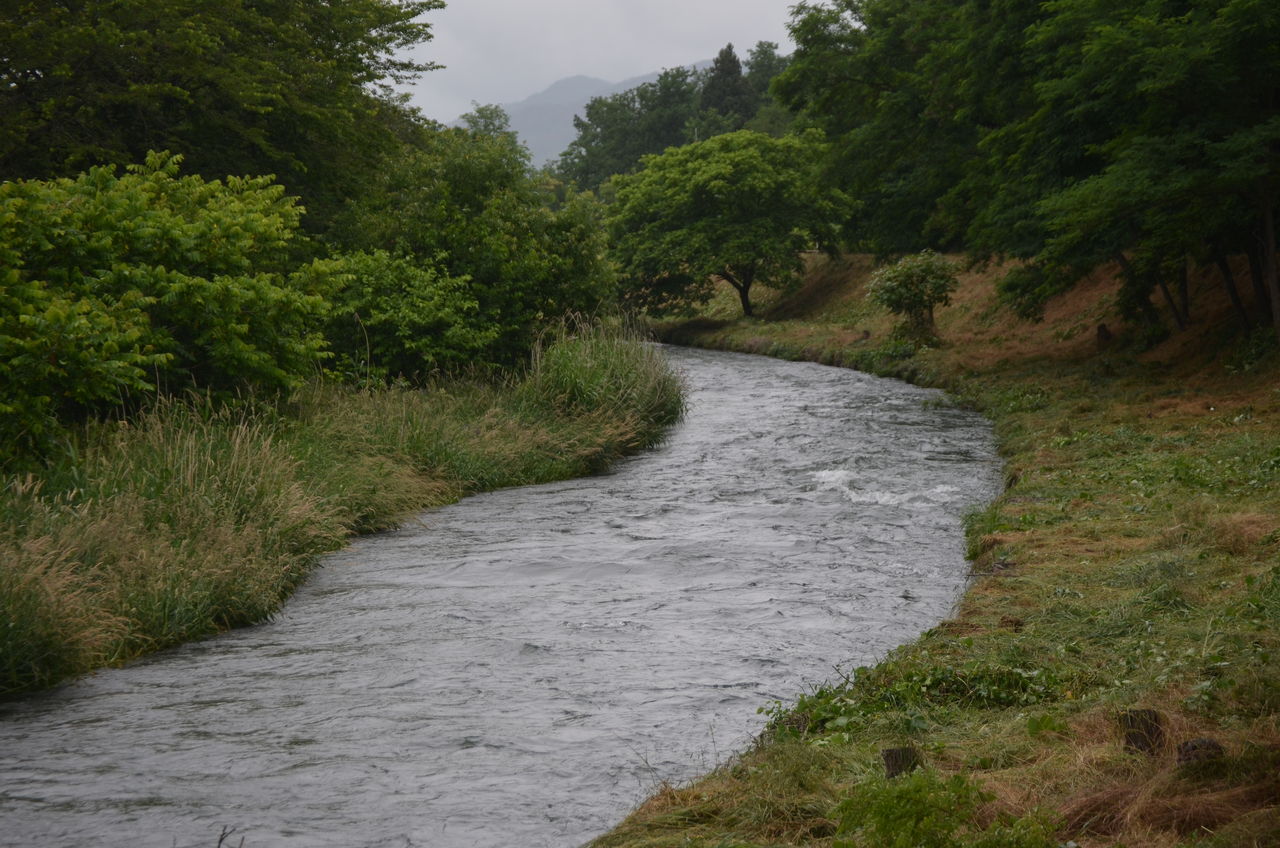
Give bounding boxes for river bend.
[0,345,1001,847]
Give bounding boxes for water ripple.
[0,346,1000,848]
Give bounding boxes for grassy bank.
[597,257,1280,847]
[1,322,684,697]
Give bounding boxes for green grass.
[0,321,684,696]
[598,260,1280,848]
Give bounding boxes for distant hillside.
[491,63,712,166]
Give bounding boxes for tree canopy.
[608,131,844,317]
[0,0,441,234]
[777,0,1280,340]
[556,43,794,191]
[334,107,616,366]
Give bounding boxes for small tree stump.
[1177,737,1225,766]
[882,746,922,778]
[1119,709,1165,755]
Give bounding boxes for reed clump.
[1,322,684,696]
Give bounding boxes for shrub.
[0,152,328,466]
[314,250,496,383]
[867,250,960,337]
[333,117,617,365]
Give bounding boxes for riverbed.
[0,345,1001,847]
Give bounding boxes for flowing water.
[0,346,1001,848]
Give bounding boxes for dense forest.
[550,0,1278,347]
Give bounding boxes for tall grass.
[0,322,684,696]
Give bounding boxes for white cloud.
[399,0,796,122]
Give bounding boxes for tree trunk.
[724,267,755,318]
[1155,273,1187,331]
[1116,252,1164,328]
[1177,257,1191,324]
[1213,250,1252,331]
[1246,243,1271,320]
[1263,200,1280,343]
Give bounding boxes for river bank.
[0,324,684,697]
[597,257,1280,847]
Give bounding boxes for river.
[0,345,1001,847]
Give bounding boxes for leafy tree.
[781,0,1280,342]
[0,0,442,234]
[556,68,700,190]
[608,131,845,317]
[336,109,615,365]
[777,0,984,256]
[866,250,960,337]
[745,41,791,101]
[1006,0,1280,338]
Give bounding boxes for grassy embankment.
[597,256,1280,848]
[0,323,684,697]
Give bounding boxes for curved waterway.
[1,346,1001,848]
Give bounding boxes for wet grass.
[1,321,684,696]
[598,257,1280,847]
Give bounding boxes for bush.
[0,152,328,466]
[315,250,496,383]
[333,116,617,366]
[867,250,960,336]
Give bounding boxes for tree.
[335,108,616,365]
[866,250,960,337]
[0,0,442,234]
[745,41,791,101]
[777,0,986,256]
[556,68,700,190]
[608,131,846,317]
[699,44,757,126]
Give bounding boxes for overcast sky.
[399,0,797,123]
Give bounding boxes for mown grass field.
[1,323,684,697]
[596,257,1280,848]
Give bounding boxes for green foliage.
[556,67,702,190]
[699,44,757,126]
[608,130,845,317]
[335,112,615,366]
[0,153,328,465]
[834,771,1057,848]
[0,0,443,234]
[556,43,795,190]
[866,251,960,336]
[778,0,996,256]
[315,250,495,383]
[781,0,1280,338]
